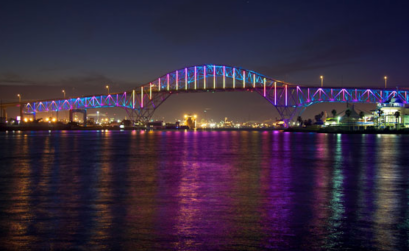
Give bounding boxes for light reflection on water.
[1,130,409,250]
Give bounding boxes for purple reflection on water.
[0,131,409,250]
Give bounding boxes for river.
[0,130,408,250]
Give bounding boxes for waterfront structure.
[376,96,409,128]
[184,114,197,129]
[1,64,408,127]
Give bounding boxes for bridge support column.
[19,105,24,123]
[275,106,305,127]
[0,108,6,123]
[69,109,87,127]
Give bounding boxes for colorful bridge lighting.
[243,70,246,88]
[176,70,178,91]
[167,74,170,91]
[194,66,197,90]
[203,65,206,89]
[185,68,188,90]
[233,67,236,89]
[213,65,216,89]
[223,66,226,89]
[18,64,406,126]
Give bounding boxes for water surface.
[0,130,409,250]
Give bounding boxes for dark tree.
[345,109,352,129]
[297,116,303,127]
[395,111,400,129]
[359,111,365,120]
[377,109,384,128]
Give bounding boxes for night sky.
[1,0,408,122]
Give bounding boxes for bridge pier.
[69,109,87,127]
[19,105,24,123]
[0,108,6,123]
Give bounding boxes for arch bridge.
[6,64,409,126]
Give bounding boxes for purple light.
[263,78,266,97]
[274,82,277,105]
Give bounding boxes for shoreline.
[285,127,409,134]
[1,125,409,134]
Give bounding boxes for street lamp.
[384,76,387,89]
[320,76,323,88]
[62,90,65,99]
[106,85,109,95]
[17,94,21,103]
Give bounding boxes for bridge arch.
[20,64,409,126]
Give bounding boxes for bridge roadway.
[1,64,407,125]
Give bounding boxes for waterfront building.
[376,96,409,128]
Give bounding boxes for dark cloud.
[0,72,26,85]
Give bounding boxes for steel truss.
[21,64,408,125]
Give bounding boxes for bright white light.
[120,125,125,128]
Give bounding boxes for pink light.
[176,71,178,90]
[158,78,161,91]
[308,88,310,102]
[253,74,255,88]
[185,68,188,90]
[263,78,266,97]
[285,85,287,106]
[194,66,197,89]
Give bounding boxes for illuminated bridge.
[3,64,408,126]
